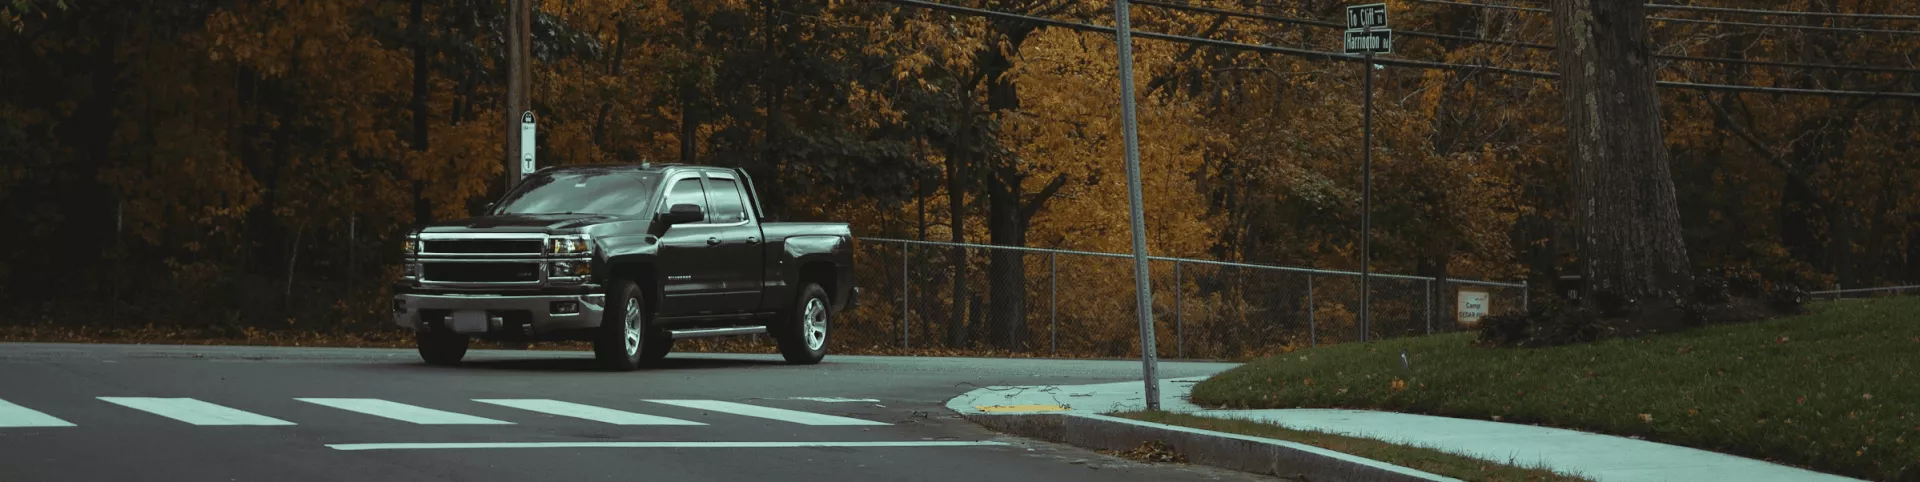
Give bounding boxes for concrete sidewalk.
[948,376,1859,482]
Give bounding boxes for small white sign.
[1457,290,1491,325]
[520,111,536,176]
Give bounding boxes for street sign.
[1347,3,1388,31]
[519,111,536,177]
[1344,29,1394,55]
[1345,3,1392,55]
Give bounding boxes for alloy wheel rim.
[803,298,827,351]
[623,298,642,357]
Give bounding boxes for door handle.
[746,236,759,244]
[707,237,722,246]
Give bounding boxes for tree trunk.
[986,173,1027,350]
[678,8,698,164]
[592,13,627,150]
[946,112,971,349]
[1551,0,1692,304]
[409,0,432,226]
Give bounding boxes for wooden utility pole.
[1550,0,1693,303]
[504,0,532,187]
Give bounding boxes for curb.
[962,411,1458,482]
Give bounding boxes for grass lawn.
[1191,297,1920,481]
[1114,411,1591,481]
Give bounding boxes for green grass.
[1113,411,1590,481]
[1192,297,1920,481]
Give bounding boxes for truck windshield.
[492,169,661,216]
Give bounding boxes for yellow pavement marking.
[975,405,1070,413]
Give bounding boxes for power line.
[1136,0,1554,49]
[1646,4,1920,22]
[1141,0,1920,75]
[877,0,1920,99]
[1653,16,1920,36]
[1416,0,1920,36]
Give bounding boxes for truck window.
[707,178,747,224]
[492,170,660,216]
[661,178,709,219]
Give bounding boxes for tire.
[775,283,831,365]
[416,331,469,366]
[594,280,650,371]
[640,333,673,365]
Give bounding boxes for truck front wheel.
[775,283,831,365]
[416,331,469,366]
[595,280,652,371]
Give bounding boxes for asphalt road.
[0,343,1268,481]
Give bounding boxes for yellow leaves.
[1639,413,1654,423]
[1390,379,1407,391]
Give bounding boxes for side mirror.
[662,203,705,225]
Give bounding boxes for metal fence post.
[1522,280,1530,314]
[1175,261,1184,359]
[902,242,910,349]
[1049,251,1058,357]
[1425,278,1433,335]
[1307,274,1317,347]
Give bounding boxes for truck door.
[655,174,727,318]
[700,173,765,313]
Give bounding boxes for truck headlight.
[550,260,592,278]
[403,236,420,255]
[547,235,591,255]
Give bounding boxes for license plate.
[450,310,489,333]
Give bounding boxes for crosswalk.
[0,397,890,428]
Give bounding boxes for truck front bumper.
[392,292,606,336]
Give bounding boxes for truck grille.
[423,239,543,255]
[422,262,541,283]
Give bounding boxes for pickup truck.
[392,163,859,370]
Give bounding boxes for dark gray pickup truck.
[392,163,859,370]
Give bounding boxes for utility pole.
[504,0,532,188]
[1112,0,1160,411]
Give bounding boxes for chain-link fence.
[833,237,1528,359]
[1812,284,1920,300]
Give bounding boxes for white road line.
[296,398,511,425]
[786,397,882,403]
[0,399,75,428]
[96,397,295,426]
[474,399,705,426]
[644,400,889,426]
[328,441,1008,451]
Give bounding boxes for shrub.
[1534,304,1611,346]
[1767,284,1809,315]
[1476,313,1532,347]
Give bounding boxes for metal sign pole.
[1345,3,1388,343]
[1360,48,1373,342]
[1113,0,1161,411]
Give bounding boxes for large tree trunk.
[1551,0,1692,303]
[409,0,431,226]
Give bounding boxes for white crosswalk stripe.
[0,398,75,428]
[97,397,295,426]
[0,397,894,428]
[475,399,705,426]
[644,400,889,426]
[296,398,512,425]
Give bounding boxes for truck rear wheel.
[416,331,469,366]
[595,280,651,371]
[775,283,830,365]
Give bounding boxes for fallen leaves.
[1639,413,1654,423]
[1105,440,1187,464]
